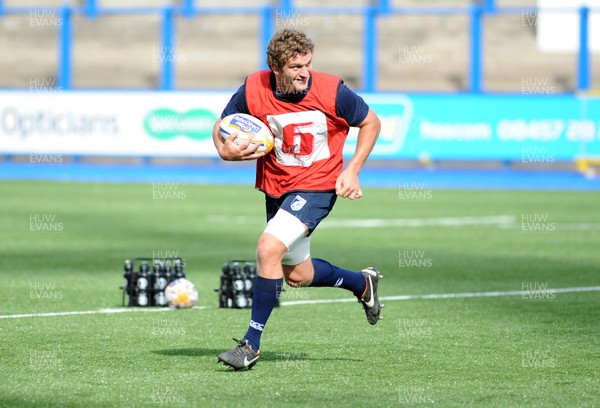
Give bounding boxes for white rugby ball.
[164,278,198,309]
[219,113,274,154]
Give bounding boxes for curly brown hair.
[266,28,314,72]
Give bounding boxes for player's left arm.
[336,108,380,199]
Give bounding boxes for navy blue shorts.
[265,191,337,233]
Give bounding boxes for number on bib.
[267,111,330,167]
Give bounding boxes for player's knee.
[256,233,287,264]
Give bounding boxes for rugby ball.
[219,113,274,154]
[164,278,198,309]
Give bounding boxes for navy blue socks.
[243,260,366,351]
[309,258,367,298]
[243,276,282,351]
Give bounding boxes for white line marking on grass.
[2,287,598,319]
[0,306,207,320]
[319,215,516,229]
[279,286,600,306]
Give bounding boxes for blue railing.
[0,1,594,93]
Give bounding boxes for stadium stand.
[0,0,597,92]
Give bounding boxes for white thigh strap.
[263,209,308,249]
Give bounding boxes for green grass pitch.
[0,179,599,407]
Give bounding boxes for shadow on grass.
[152,347,363,363]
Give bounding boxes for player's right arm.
[212,83,264,161]
[212,119,263,161]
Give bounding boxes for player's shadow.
[152,347,363,363]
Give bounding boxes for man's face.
[274,53,312,95]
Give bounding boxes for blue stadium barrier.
[0,2,595,93]
[1,1,599,191]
